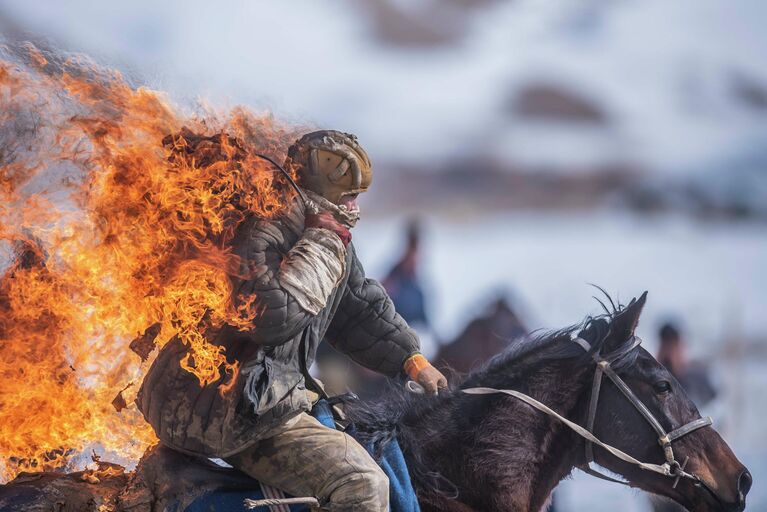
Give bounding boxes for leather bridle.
[570,334,712,488]
[461,334,714,491]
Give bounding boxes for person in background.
[652,322,718,512]
[382,220,430,331]
[656,322,717,407]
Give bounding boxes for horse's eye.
[653,380,672,394]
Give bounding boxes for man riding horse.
[137,130,448,512]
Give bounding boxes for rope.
[244,496,321,509]
[257,482,291,512]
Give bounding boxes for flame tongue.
[0,43,302,482]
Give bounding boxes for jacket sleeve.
[325,244,421,377]
[231,215,346,346]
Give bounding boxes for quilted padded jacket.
[136,199,420,457]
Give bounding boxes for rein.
[461,335,713,490]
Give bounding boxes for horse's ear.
[606,291,648,350]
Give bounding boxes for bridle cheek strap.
[583,361,603,464]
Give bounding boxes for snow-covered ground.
[354,211,767,511]
[355,212,767,350]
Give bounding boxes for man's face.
[338,192,361,214]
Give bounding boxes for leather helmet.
[285,130,372,205]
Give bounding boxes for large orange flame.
[0,43,303,481]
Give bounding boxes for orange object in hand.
[403,354,431,381]
[404,354,448,395]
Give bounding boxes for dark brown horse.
[348,293,751,512]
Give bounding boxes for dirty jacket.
[136,200,420,458]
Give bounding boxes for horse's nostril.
[737,469,753,499]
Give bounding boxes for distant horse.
[0,293,752,512]
[435,295,528,375]
[347,292,751,512]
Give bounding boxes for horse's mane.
[345,296,641,493]
[345,323,580,450]
[464,308,639,388]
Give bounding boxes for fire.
[0,42,303,481]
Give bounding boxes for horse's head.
[583,292,751,512]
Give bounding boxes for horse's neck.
[404,361,591,512]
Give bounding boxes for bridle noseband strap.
[664,416,713,445]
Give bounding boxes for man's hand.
[404,354,448,395]
[416,365,448,395]
[305,211,351,247]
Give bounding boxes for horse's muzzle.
[712,468,752,512]
[735,469,752,509]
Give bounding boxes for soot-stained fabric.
[136,199,420,457]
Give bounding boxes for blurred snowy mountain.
[1,0,766,216]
